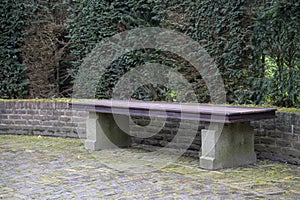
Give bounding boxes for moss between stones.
[2,135,299,198]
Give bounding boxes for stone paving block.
[0,135,300,199]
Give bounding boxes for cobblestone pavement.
[0,135,300,200]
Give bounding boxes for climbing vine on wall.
[1,0,299,107]
[252,0,300,107]
[0,0,28,98]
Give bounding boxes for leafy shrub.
[68,0,256,103]
[0,0,28,98]
[2,0,296,107]
[183,0,255,103]
[21,0,71,98]
[252,0,300,107]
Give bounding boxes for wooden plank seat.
[69,100,277,170]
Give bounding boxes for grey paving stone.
[0,135,300,199]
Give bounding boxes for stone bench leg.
[200,122,257,170]
[85,112,131,150]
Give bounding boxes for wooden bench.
[69,100,276,170]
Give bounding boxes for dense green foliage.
[68,0,256,103]
[183,0,254,103]
[0,0,299,107]
[0,0,28,98]
[252,0,300,107]
[67,0,164,71]
[1,0,70,98]
[67,0,169,100]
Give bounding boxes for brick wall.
[252,112,300,164]
[130,114,300,165]
[0,100,299,164]
[0,101,88,138]
[130,117,203,156]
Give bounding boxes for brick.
[292,142,300,150]
[294,113,300,125]
[0,115,8,120]
[254,130,267,137]
[53,111,65,116]
[14,110,27,114]
[21,115,33,120]
[134,120,151,126]
[14,120,27,125]
[142,139,159,146]
[255,144,266,152]
[41,121,54,126]
[0,119,14,125]
[32,129,45,135]
[250,121,260,128]
[260,137,276,145]
[276,112,291,125]
[264,123,276,130]
[65,130,79,138]
[8,115,21,120]
[64,111,74,116]
[33,115,47,121]
[290,113,299,124]
[72,117,86,123]
[188,143,200,151]
[53,121,66,127]
[276,125,291,133]
[65,122,77,127]
[39,110,53,116]
[165,121,179,128]
[268,131,282,138]
[162,127,177,134]
[59,116,71,122]
[53,131,67,137]
[164,134,175,141]
[27,110,39,115]
[281,147,300,158]
[29,120,41,125]
[276,139,291,147]
[254,138,261,145]
[282,133,298,141]
[266,146,281,154]
[152,134,164,140]
[293,126,300,135]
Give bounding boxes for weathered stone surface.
[85,112,131,150]
[200,122,256,169]
[1,135,300,199]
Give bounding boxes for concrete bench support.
[200,122,256,170]
[85,112,131,150]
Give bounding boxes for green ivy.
[68,0,299,107]
[0,0,28,98]
[182,0,255,104]
[67,0,164,72]
[252,0,300,108]
[68,0,256,103]
[67,0,169,100]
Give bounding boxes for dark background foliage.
[0,0,28,98]
[0,0,299,107]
